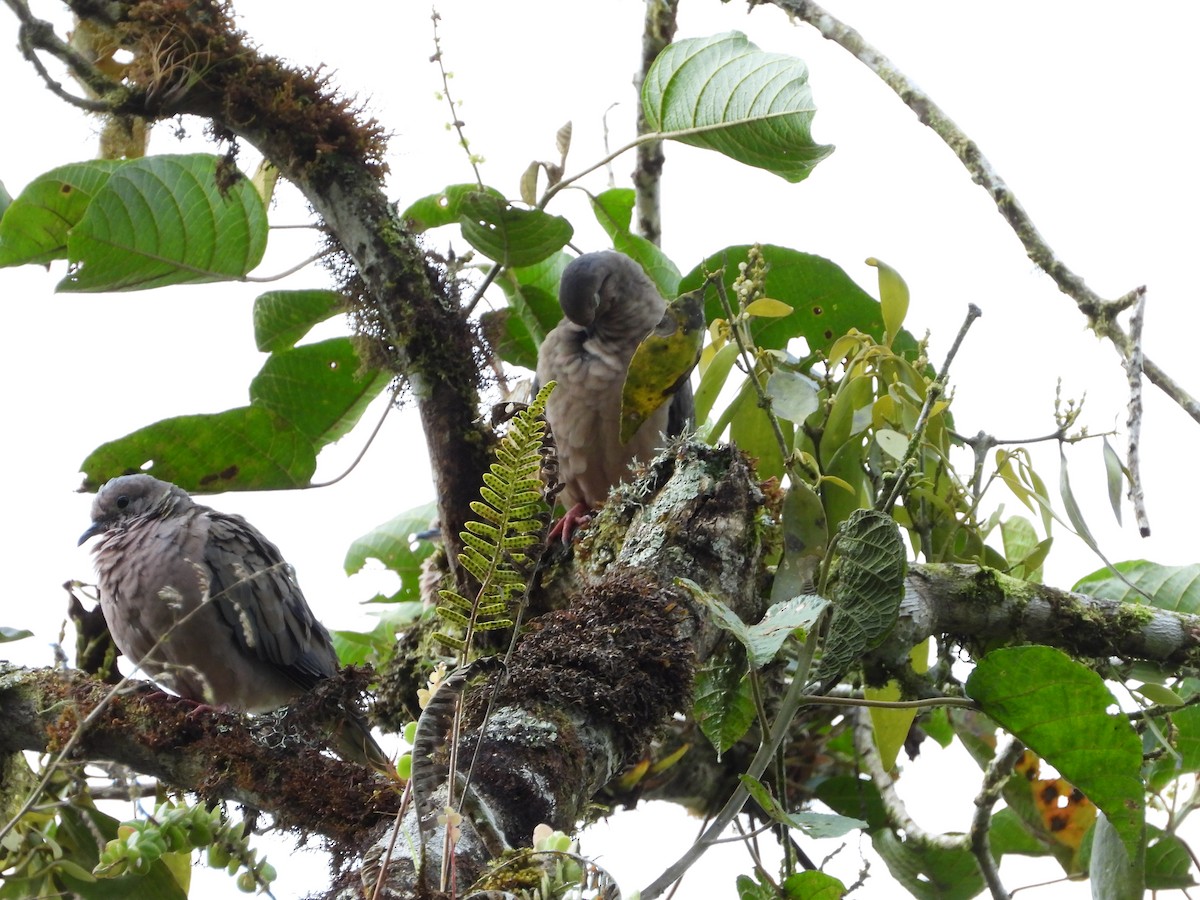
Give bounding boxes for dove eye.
[116,495,130,510]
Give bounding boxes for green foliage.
[811,509,908,690]
[0,155,267,290]
[79,290,388,491]
[966,646,1145,856]
[344,500,440,602]
[434,383,554,652]
[1074,560,1200,613]
[642,32,835,182]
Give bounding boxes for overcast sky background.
[2,1,1197,897]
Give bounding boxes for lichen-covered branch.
[764,0,1200,429]
[632,0,679,245]
[0,665,399,847]
[878,564,1200,672]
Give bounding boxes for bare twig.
[1124,288,1151,536]
[970,739,1024,900]
[3,0,119,109]
[768,0,1200,429]
[430,8,483,188]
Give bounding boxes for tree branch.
[56,0,492,567]
[0,665,399,847]
[632,0,678,245]
[766,0,1200,428]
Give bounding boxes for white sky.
[1,1,1197,898]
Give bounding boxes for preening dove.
[79,474,390,772]
[536,251,695,541]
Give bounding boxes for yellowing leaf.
[744,297,794,318]
[866,257,910,348]
[621,289,706,443]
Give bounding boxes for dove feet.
[547,502,593,544]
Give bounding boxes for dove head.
[558,251,666,342]
[79,474,193,545]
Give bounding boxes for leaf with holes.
[0,160,123,266]
[60,154,267,291]
[458,191,572,268]
[643,32,834,182]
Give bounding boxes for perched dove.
[79,474,390,772]
[536,251,695,541]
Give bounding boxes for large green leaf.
[488,253,570,369]
[80,406,317,492]
[694,653,756,755]
[253,289,344,352]
[344,501,440,603]
[1074,560,1200,614]
[966,646,1144,856]
[643,32,834,182]
[589,188,682,298]
[680,246,920,359]
[0,160,123,266]
[458,191,572,268]
[59,154,268,291]
[249,337,389,449]
[400,183,504,232]
[812,509,907,689]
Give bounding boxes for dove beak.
[78,520,106,546]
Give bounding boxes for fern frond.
[433,382,557,658]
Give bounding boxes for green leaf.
[399,183,504,232]
[253,289,343,352]
[814,775,888,831]
[965,646,1144,856]
[60,154,268,291]
[988,807,1051,858]
[0,180,12,220]
[620,288,705,443]
[812,509,907,689]
[694,342,739,429]
[765,368,819,422]
[249,337,389,449]
[1073,560,1200,614]
[0,160,123,266]
[866,257,909,347]
[873,830,984,900]
[458,191,572,267]
[780,870,847,900]
[683,246,920,360]
[0,626,32,642]
[1058,446,1097,546]
[643,32,834,182]
[80,405,317,492]
[740,774,865,838]
[1102,436,1126,525]
[694,653,756,755]
[769,481,828,607]
[589,186,635,233]
[589,189,681,298]
[489,253,570,369]
[1088,810,1144,900]
[1144,830,1197,889]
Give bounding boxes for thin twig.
[1125,287,1150,536]
[879,304,981,512]
[851,707,968,852]
[970,738,1023,900]
[4,0,120,109]
[430,7,483,188]
[308,383,401,488]
[769,0,1200,429]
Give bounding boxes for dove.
[536,251,695,541]
[79,474,390,772]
